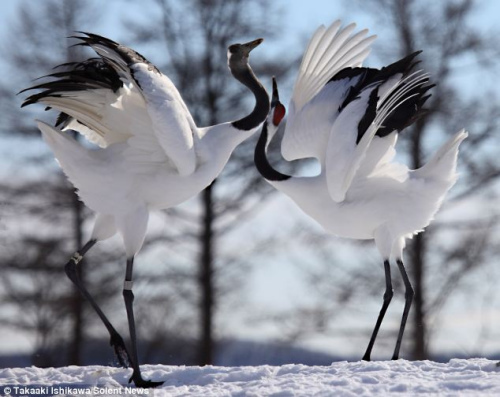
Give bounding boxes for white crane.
[254,20,467,361]
[22,32,269,387]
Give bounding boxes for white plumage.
[254,20,467,361]
[23,33,269,388]
[282,21,376,162]
[24,32,269,259]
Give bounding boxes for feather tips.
[282,20,376,162]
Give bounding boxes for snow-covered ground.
[1,359,500,396]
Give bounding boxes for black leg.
[362,259,393,361]
[392,259,414,360]
[65,240,131,368]
[122,257,163,388]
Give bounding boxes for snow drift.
[1,358,500,396]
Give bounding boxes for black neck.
[231,66,270,131]
[254,122,291,182]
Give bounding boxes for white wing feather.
[130,63,197,176]
[33,37,199,176]
[38,87,136,146]
[61,118,108,148]
[324,87,376,202]
[280,76,365,164]
[44,81,178,171]
[89,39,198,176]
[282,20,376,161]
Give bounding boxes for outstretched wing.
[325,53,432,202]
[22,33,197,176]
[281,20,377,161]
[22,58,134,146]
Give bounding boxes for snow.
[1,359,500,396]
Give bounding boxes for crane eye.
[273,103,286,126]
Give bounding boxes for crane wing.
[22,33,197,176]
[21,59,139,147]
[281,20,376,161]
[326,69,432,202]
[325,85,380,202]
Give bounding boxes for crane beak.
[242,38,263,53]
[271,77,280,105]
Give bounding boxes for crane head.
[227,38,263,70]
[228,38,263,57]
[257,77,286,156]
[271,77,286,127]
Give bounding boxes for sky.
[1,0,500,362]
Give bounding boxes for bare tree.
[124,0,293,364]
[0,0,115,366]
[359,0,500,360]
[280,0,500,360]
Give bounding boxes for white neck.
[197,122,257,173]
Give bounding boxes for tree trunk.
[67,189,84,365]
[63,3,87,365]
[198,41,218,365]
[408,120,428,359]
[409,234,427,359]
[199,182,215,365]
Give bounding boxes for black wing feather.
[324,51,432,144]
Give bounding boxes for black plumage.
[327,52,432,144]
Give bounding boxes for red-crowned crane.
[254,20,467,362]
[22,32,269,387]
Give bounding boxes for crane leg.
[122,257,164,388]
[362,259,393,361]
[392,259,414,360]
[64,239,131,368]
